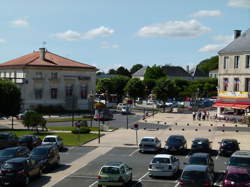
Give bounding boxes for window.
[224,56,229,69]
[51,72,58,80]
[234,56,240,68]
[34,89,43,99]
[51,88,58,99]
[245,78,250,92]
[65,85,73,97]
[246,55,250,68]
[35,72,43,79]
[234,78,240,91]
[223,78,229,91]
[80,85,88,99]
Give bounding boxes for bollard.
[187,123,189,126]
[198,124,201,126]
[144,128,146,130]
[208,129,211,132]
[169,128,172,131]
[157,128,159,130]
[223,124,225,127]
[157,121,160,124]
[164,122,167,125]
[175,123,178,126]
[195,129,198,131]
[222,129,225,132]
[235,125,237,127]
[145,120,147,122]
[210,124,213,126]
[236,130,239,132]
[182,128,185,131]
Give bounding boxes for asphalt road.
[53,147,228,187]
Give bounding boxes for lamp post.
[93,102,105,144]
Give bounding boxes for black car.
[191,138,212,154]
[218,139,240,156]
[0,157,41,186]
[0,133,18,149]
[186,153,214,173]
[165,135,187,153]
[0,146,30,166]
[30,145,60,170]
[18,135,42,150]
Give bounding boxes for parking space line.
[129,149,139,157]
[174,182,180,187]
[132,172,149,186]
[216,155,219,160]
[89,181,98,187]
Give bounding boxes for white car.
[139,136,161,153]
[148,154,179,177]
[117,103,128,111]
[42,135,64,150]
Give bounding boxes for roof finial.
[42,41,47,49]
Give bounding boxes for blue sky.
[0,0,250,72]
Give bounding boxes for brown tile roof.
[0,49,96,69]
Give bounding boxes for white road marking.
[132,172,149,186]
[174,182,180,187]
[129,149,139,157]
[185,155,189,159]
[216,155,219,160]
[89,180,98,187]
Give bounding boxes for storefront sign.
[218,91,249,98]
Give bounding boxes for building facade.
[209,69,218,78]
[215,29,250,116]
[0,48,97,110]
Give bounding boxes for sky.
[0,0,250,72]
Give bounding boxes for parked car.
[139,136,161,153]
[0,133,18,149]
[227,151,250,169]
[147,100,156,105]
[42,135,64,150]
[218,139,240,156]
[0,146,30,166]
[117,103,128,111]
[121,106,131,114]
[97,162,132,187]
[148,154,179,177]
[185,153,214,173]
[94,109,113,121]
[179,165,214,187]
[18,135,42,150]
[0,157,42,186]
[165,135,187,153]
[190,138,212,154]
[30,145,60,170]
[223,167,250,187]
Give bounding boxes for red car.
[223,167,250,187]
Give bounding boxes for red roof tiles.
[0,50,96,69]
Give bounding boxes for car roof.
[6,157,27,163]
[169,135,184,138]
[231,151,250,158]
[142,136,156,139]
[193,138,209,142]
[4,146,26,151]
[44,135,58,138]
[153,154,172,159]
[222,139,238,142]
[227,167,249,174]
[103,162,124,167]
[183,165,208,172]
[190,153,209,158]
[35,145,54,150]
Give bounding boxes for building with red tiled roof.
[0,48,97,110]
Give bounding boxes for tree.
[22,111,46,133]
[111,76,130,102]
[173,79,190,99]
[108,69,117,74]
[130,64,143,74]
[124,78,145,99]
[144,65,166,80]
[116,66,131,77]
[197,56,218,75]
[143,79,156,96]
[96,78,114,94]
[0,80,21,129]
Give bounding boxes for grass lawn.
[46,117,91,122]
[47,126,114,131]
[0,130,99,146]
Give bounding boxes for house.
[162,65,193,80]
[189,67,208,80]
[214,29,250,117]
[0,48,97,110]
[132,66,148,80]
[209,69,218,78]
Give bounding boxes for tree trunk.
[11,116,14,130]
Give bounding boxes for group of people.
[192,110,209,121]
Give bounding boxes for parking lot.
[52,147,228,187]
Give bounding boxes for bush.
[71,127,91,134]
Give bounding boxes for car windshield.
[0,150,16,158]
[229,157,250,167]
[2,162,24,170]
[31,148,48,156]
[182,171,206,180]
[43,137,56,142]
[101,167,120,174]
[152,158,170,164]
[193,141,207,145]
[167,137,182,145]
[226,173,250,182]
[189,157,207,165]
[141,138,154,142]
[19,136,32,141]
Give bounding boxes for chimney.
[186,65,189,73]
[39,48,46,61]
[234,30,241,39]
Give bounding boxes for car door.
[124,164,132,181]
[171,156,179,171]
[208,156,214,172]
[120,166,128,183]
[28,159,39,177]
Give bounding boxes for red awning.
[232,104,250,110]
[213,102,250,109]
[213,103,234,108]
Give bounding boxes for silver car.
[139,136,161,153]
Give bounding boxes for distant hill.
[197,56,218,75]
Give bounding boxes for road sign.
[134,124,139,130]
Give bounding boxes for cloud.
[213,35,233,44]
[100,41,119,49]
[191,10,222,18]
[228,0,250,8]
[54,26,115,41]
[198,44,225,53]
[10,18,29,27]
[137,20,211,38]
[0,39,6,44]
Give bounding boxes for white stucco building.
[0,48,97,110]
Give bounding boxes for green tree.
[124,78,145,99]
[173,79,190,99]
[116,66,131,77]
[130,64,143,74]
[143,79,156,96]
[0,80,21,129]
[197,56,218,75]
[108,69,117,74]
[111,75,130,102]
[144,65,166,80]
[22,111,46,133]
[96,78,114,94]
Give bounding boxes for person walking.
[192,111,196,120]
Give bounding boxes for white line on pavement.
[174,182,180,187]
[129,149,139,157]
[89,181,98,187]
[132,172,149,187]
[216,155,219,160]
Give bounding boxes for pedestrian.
[206,111,210,120]
[197,111,201,120]
[192,111,196,120]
